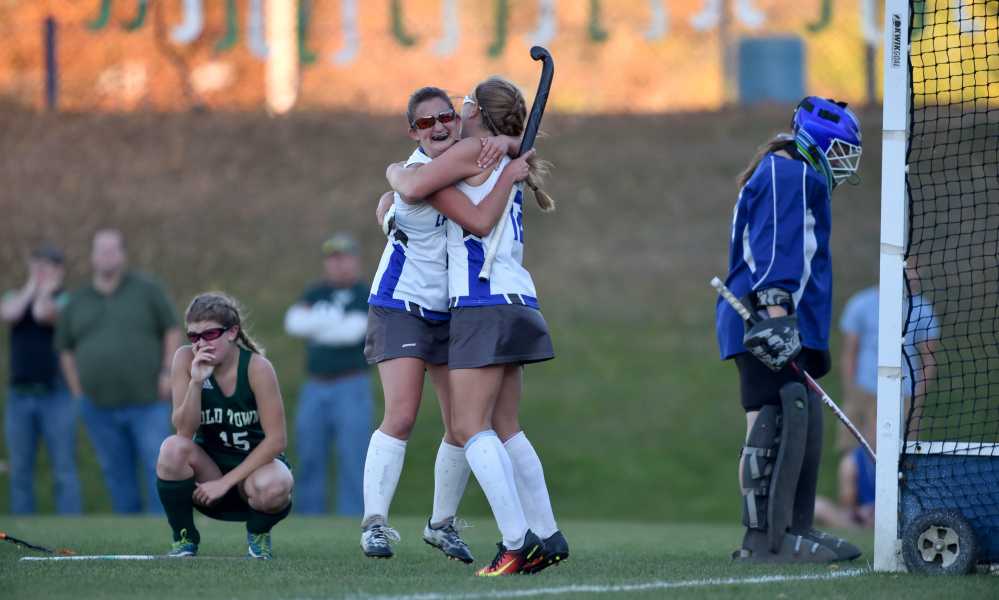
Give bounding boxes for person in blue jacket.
[716,96,864,564]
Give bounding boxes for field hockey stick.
[1,532,75,554]
[478,45,554,282]
[710,277,877,464]
[21,555,250,561]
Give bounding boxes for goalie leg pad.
[790,392,863,561]
[740,382,809,553]
[791,391,824,536]
[741,404,778,531]
[766,382,809,552]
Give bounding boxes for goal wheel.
[902,509,981,575]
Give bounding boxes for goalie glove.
[740,289,801,372]
[743,315,802,372]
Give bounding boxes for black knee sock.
[247,501,292,534]
[156,477,200,544]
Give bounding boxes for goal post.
[875,0,999,573]
[874,0,910,573]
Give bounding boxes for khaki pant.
[837,386,878,453]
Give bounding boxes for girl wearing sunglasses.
[155,292,293,560]
[384,76,565,576]
[360,86,534,563]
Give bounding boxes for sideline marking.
[329,568,868,600]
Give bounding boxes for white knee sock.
[503,431,558,539]
[430,440,471,527]
[361,430,407,529]
[464,430,527,550]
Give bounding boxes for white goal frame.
[874,0,910,573]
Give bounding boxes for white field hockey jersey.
[368,148,450,319]
[448,156,538,308]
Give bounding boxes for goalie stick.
[20,555,250,561]
[478,45,554,282]
[711,277,877,463]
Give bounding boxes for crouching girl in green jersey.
[156,292,293,559]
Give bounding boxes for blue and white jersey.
[368,147,451,320]
[448,156,538,308]
[716,152,833,359]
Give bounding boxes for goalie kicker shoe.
[167,528,198,557]
[247,531,273,560]
[361,525,401,559]
[519,530,570,574]
[423,518,474,563]
[805,528,862,561]
[476,530,543,576]
[731,529,837,564]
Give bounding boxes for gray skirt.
[364,304,450,365]
[448,304,555,369]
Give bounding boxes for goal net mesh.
[902,0,999,561]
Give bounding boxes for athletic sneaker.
[475,530,543,576]
[519,530,569,574]
[360,525,401,559]
[168,528,198,557]
[423,518,474,563]
[247,531,273,560]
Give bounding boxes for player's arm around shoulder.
[171,345,201,438]
[247,353,288,454]
[426,149,533,237]
[388,138,485,199]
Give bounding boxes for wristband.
[756,287,792,308]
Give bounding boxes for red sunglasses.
[411,109,456,130]
[186,326,232,343]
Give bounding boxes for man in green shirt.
[57,229,181,514]
[284,233,372,515]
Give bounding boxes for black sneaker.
[519,530,569,574]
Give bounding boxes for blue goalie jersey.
[716,153,833,360]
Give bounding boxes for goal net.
[876,0,999,572]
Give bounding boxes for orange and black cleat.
[475,530,543,576]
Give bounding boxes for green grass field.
[2,516,996,599]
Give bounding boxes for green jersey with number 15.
[194,347,275,461]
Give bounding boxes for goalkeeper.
[715,96,865,564]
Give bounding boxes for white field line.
[324,568,869,600]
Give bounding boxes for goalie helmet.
[792,96,862,189]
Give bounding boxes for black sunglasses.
[411,109,456,130]
[186,326,232,344]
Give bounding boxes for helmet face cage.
[826,138,862,186]
[793,96,863,187]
